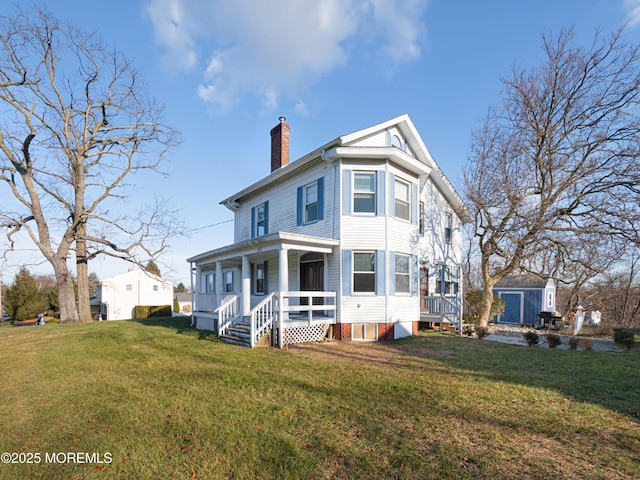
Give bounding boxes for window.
[444,213,452,244]
[436,265,459,296]
[255,203,267,237]
[126,284,132,291]
[419,202,424,235]
[353,172,376,213]
[223,271,234,293]
[203,273,214,294]
[395,254,411,293]
[353,252,375,292]
[305,181,318,223]
[394,178,411,221]
[153,285,159,292]
[255,263,265,295]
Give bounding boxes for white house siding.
[417,180,464,295]
[338,159,422,328]
[236,160,337,243]
[97,270,173,321]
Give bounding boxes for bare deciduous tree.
[464,27,640,327]
[0,8,181,323]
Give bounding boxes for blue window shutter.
[376,250,386,295]
[296,186,303,226]
[342,170,352,215]
[342,249,352,295]
[411,255,419,296]
[389,173,395,217]
[377,171,386,215]
[250,263,255,295]
[264,261,268,294]
[264,201,269,235]
[317,177,324,221]
[411,183,419,225]
[389,251,395,295]
[251,207,256,239]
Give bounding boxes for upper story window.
[126,284,132,291]
[297,177,324,226]
[419,202,425,235]
[444,212,453,244]
[394,178,411,221]
[353,172,376,213]
[152,285,159,292]
[251,201,269,238]
[305,181,318,223]
[353,251,376,292]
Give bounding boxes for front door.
[300,254,324,306]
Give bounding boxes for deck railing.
[421,295,462,324]
[249,292,277,347]
[214,294,239,337]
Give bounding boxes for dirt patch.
[288,340,454,366]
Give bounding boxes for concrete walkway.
[484,330,624,352]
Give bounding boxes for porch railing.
[280,291,337,323]
[214,294,239,337]
[421,295,462,324]
[248,292,277,347]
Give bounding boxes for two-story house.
[187,114,472,347]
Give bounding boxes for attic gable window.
[353,172,376,213]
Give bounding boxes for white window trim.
[255,203,267,238]
[304,180,319,224]
[394,177,411,222]
[353,251,376,294]
[353,172,376,215]
[395,253,411,295]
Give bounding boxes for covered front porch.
[187,232,340,347]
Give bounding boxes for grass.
[0,318,638,479]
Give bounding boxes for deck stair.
[220,318,251,347]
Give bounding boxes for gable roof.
[220,114,472,223]
[494,275,552,289]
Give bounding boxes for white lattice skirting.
[283,323,330,345]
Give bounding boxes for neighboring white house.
[187,114,472,347]
[91,269,173,320]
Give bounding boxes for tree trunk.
[53,259,80,324]
[477,281,496,327]
[76,225,92,322]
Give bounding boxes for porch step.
[220,320,252,347]
[220,333,251,347]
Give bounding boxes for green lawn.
[0,318,638,479]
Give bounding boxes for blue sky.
[1,0,640,287]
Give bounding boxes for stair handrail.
[214,294,239,337]
[249,292,277,347]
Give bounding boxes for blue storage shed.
[493,276,556,326]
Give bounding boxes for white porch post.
[242,255,251,316]
[215,261,223,306]
[278,248,289,348]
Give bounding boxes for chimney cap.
[279,116,286,123]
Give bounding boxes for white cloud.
[625,0,640,27]
[145,0,429,110]
[145,0,198,70]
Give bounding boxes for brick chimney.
[270,116,290,172]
